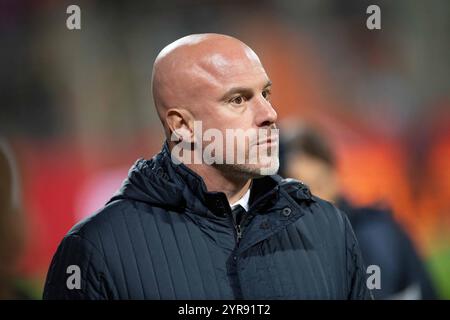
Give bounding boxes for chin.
[231,160,280,178]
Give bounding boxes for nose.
[254,96,278,127]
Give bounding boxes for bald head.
[151,33,265,136]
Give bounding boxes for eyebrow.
[220,80,272,101]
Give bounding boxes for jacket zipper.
[235,223,242,244]
[230,214,244,245]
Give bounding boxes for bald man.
[43,34,372,300]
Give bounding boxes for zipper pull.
[236,224,242,243]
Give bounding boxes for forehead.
[192,48,269,93]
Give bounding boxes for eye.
[262,88,271,100]
[231,95,245,105]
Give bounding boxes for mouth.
[257,135,279,146]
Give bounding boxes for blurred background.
[0,0,449,299]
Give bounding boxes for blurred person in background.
[280,125,437,299]
[0,140,29,299]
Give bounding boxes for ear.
[166,108,195,143]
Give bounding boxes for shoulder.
[278,177,347,225]
[65,198,164,251]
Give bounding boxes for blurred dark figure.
[280,126,437,300]
[0,140,29,299]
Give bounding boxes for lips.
[257,135,279,146]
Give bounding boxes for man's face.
[188,47,279,178]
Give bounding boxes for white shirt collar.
[230,187,251,212]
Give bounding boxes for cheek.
[193,113,216,135]
[201,113,244,133]
[195,105,256,150]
